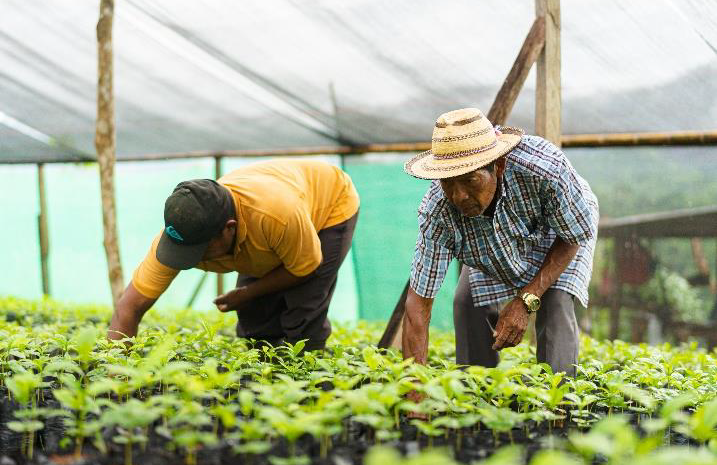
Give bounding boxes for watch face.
[528,299,540,312]
[523,293,540,313]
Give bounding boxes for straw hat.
[404,108,524,179]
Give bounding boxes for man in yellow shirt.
[108,159,360,351]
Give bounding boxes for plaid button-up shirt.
[409,134,599,307]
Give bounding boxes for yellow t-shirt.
[132,159,360,299]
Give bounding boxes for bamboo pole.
[535,0,561,146]
[488,17,546,125]
[562,129,717,147]
[37,163,50,296]
[102,130,717,161]
[215,155,224,296]
[96,0,124,308]
[4,129,717,165]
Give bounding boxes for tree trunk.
[96,0,124,308]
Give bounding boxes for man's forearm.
[108,307,142,340]
[522,236,580,297]
[402,289,434,365]
[243,266,308,300]
[107,282,155,340]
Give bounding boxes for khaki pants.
[453,265,580,376]
[235,212,358,351]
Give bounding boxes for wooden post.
[37,163,50,296]
[691,238,716,294]
[187,272,209,309]
[215,155,224,296]
[95,0,124,308]
[610,237,625,340]
[535,0,561,146]
[488,17,546,125]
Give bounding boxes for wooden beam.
[562,129,717,147]
[37,163,50,296]
[4,129,717,165]
[488,17,545,126]
[599,205,717,238]
[215,155,224,297]
[535,0,561,146]
[96,0,124,308]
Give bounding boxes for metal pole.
[215,155,224,296]
[37,163,50,295]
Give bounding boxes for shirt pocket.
[500,208,545,255]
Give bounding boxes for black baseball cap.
[156,179,235,270]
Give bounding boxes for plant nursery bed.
[1,296,716,465]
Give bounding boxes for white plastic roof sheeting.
[1,0,716,163]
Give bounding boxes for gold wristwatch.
[520,292,540,314]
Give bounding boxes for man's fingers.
[503,329,518,348]
[511,328,525,346]
[493,316,505,337]
[508,331,520,347]
[492,326,511,350]
[407,411,428,420]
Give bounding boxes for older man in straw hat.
[402,108,598,377]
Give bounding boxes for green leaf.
[7,420,44,433]
[73,326,98,366]
[529,450,582,465]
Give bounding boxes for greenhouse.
[1,1,717,464]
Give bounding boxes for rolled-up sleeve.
[131,233,180,299]
[542,157,597,245]
[409,210,454,298]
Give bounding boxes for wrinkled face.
[440,159,505,217]
[202,219,237,260]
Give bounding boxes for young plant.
[99,398,162,465]
[51,373,106,456]
[6,371,45,459]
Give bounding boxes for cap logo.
[166,225,184,242]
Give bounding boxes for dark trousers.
[234,212,358,351]
[453,266,580,376]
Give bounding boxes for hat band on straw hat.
[432,127,494,143]
[420,158,492,173]
[432,140,498,161]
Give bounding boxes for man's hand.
[492,298,530,350]
[214,286,252,312]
